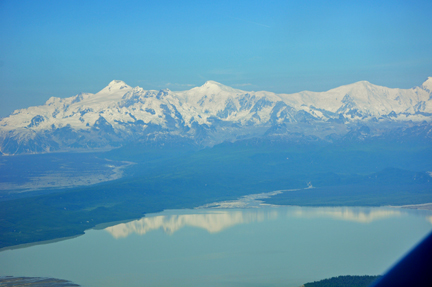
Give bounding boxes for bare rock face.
[1,78,431,155]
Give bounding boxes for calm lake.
[1,205,431,287]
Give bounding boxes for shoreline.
[391,202,432,211]
[0,160,135,196]
[2,188,432,252]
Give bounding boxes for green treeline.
[304,275,381,287]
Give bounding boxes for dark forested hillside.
[303,275,381,287]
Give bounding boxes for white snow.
[0,78,431,137]
[421,77,432,93]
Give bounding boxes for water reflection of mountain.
[105,207,408,239]
[291,207,402,223]
[105,210,278,238]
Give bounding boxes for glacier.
[1,78,431,155]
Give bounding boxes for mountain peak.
[108,80,129,87]
[421,77,432,93]
[101,80,131,93]
[353,80,373,86]
[203,80,222,86]
[98,80,132,94]
[196,80,239,93]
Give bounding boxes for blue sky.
[1,0,431,117]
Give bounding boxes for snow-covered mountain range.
[1,78,432,155]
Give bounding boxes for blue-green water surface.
[1,206,431,287]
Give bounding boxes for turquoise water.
[1,206,431,287]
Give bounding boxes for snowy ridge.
[0,78,431,154]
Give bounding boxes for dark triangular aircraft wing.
[369,231,432,287]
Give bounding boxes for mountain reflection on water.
[106,210,278,238]
[292,207,402,223]
[105,207,407,239]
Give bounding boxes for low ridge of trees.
[303,275,381,287]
